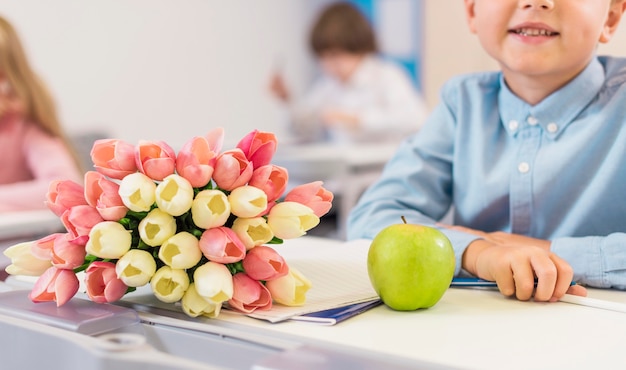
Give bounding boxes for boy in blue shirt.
[348,0,626,302]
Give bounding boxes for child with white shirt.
[348,0,626,302]
[269,2,428,144]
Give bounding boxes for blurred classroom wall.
[1,0,624,148]
[0,0,321,148]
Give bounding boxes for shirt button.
[518,162,530,173]
[527,116,539,125]
[508,120,519,131]
[547,123,558,133]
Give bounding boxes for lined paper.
[247,239,378,322]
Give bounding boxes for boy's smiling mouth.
[509,22,559,38]
[510,28,558,37]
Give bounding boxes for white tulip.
[138,208,177,246]
[267,202,320,239]
[266,267,312,306]
[115,249,157,287]
[155,174,194,216]
[86,221,132,259]
[231,217,274,250]
[191,190,230,229]
[3,242,51,276]
[158,232,202,269]
[228,185,267,218]
[181,283,222,318]
[150,266,190,303]
[118,172,157,212]
[193,262,233,303]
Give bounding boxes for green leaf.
[225,261,244,275]
[267,236,284,245]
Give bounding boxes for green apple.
[367,222,455,311]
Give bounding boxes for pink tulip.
[212,149,253,191]
[236,130,277,169]
[176,129,224,188]
[61,205,104,244]
[228,273,272,313]
[84,171,129,221]
[248,165,288,204]
[135,140,176,181]
[84,261,128,303]
[32,233,86,269]
[29,267,79,306]
[284,181,334,217]
[242,245,289,281]
[199,227,246,264]
[90,139,137,180]
[50,234,87,270]
[30,233,63,260]
[45,180,88,217]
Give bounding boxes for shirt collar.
[499,57,605,140]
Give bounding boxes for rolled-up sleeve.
[551,233,626,289]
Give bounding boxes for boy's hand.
[445,225,588,301]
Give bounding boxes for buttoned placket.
[509,119,542,235]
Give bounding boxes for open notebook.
[121,238,380,324]
[246,238,379,323]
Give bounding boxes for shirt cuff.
[551,235,626,289]
[437,228,482,277]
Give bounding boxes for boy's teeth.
[516,28,554,36]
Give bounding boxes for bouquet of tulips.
[3,128,333,318]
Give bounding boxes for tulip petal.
[228,273,272,313]
[242,245,289,281]
[199,227,246,264]
[29,267,79,306]
[90,139,137,179]
[85,261,128,303]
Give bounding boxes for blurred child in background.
[269,1,429,144]
[0,15,81,212]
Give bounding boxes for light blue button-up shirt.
[347,56,626,289]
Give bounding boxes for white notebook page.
[246,238,378,322]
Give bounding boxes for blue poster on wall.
[348,0,424,91]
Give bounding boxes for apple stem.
[401,216,407,224]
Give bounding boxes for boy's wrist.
[462,239,492,277]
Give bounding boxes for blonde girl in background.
[0,15,81,212]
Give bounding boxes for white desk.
[206,237,626,370]
[212,286,626,370]
[0,209,62,241]
[2,236,626,370]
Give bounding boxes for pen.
[559,294,626,314]
[451,277,499,287]
[451,278,626,314]
[451,277,576,287]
